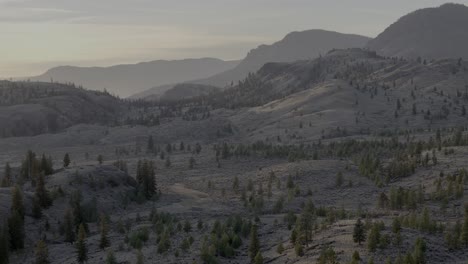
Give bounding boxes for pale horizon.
[1,0,467,78]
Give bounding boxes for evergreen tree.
[34,240,49,264]
[0,223,9,264]
[136,159,157,199]
[1,163,11,187]
[233,176,239,192]
[351,250,360,264]
[40,154,53,176]
[254,252,264,264]
[63,209,75,243]
[413,237,426,264]
[317,246,338,264]
[367,225,380,252]
[35,173,51,208]
[249,225,260,262]
[276,243,284,254]
[105,249,117,264]
[20,150,38,181]
[294,242,304,257]
[392,217,401,234]
[353,218,366,245]
[147,135,154,152]
[462,205,468,247]
[63,153,70,168]
[99,214,110,249]
[70,190,86,232]
[183,220,192,233]
[189,156,195,169]
[297,207,314,246]
[136,250,144,264]
[11,186,24,218]
[76,224,88,263]
[8,210,24,250]
[32,197,42,219]
[335,171,344,187]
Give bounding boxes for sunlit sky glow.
[1,0,467,77]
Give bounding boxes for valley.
[2,2,468,264]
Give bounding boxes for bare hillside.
[368,3,468,60]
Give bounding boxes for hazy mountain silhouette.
[131,29,371,99]
[29,58,239,97]
[367,3,468,59]
[195,29,371,87]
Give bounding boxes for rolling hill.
[0,81,124,137]
[367,3,468,60]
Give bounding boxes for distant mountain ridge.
[131,29,371,100]
[195,29,371,87]
[29,58,240,97]
[367,3,468,59]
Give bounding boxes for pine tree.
[294,241,304,257]
[147,135,154,152]
[249,225,260,262]
[63,153,70,168]
[413,237,426,264]
[233,176,239,192]
[183,220,192,233]
[40,154,53,176]
[392,217,401,234]
[70,190,86,232]
[297,207,314,246]
[165,156,171,168]
[317,246,338,264]
[0,223,9,264]
[76,224,88,263]
[32,197,42,219]
[179,141,185,151]
[1,163,11,187]
[351,251,360,264]
[353,218,366,245]
[11,186,24,218]
[462,204,468,247]
[8,210,24,250]
[99,214,110,249]
[105,249,117,264]
[188,156,195,169]
[276,243,284,254]
[136,250,144,264]
[63,209,75,243]
[335,171,344,187]
[35,173,51,208]
[254,252,264,264]
[21,150,37,181]
[367,225,380,252]
[34,240,49,264]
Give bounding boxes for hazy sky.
[1,0,467,77]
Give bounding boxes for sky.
[1,0,467,77]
